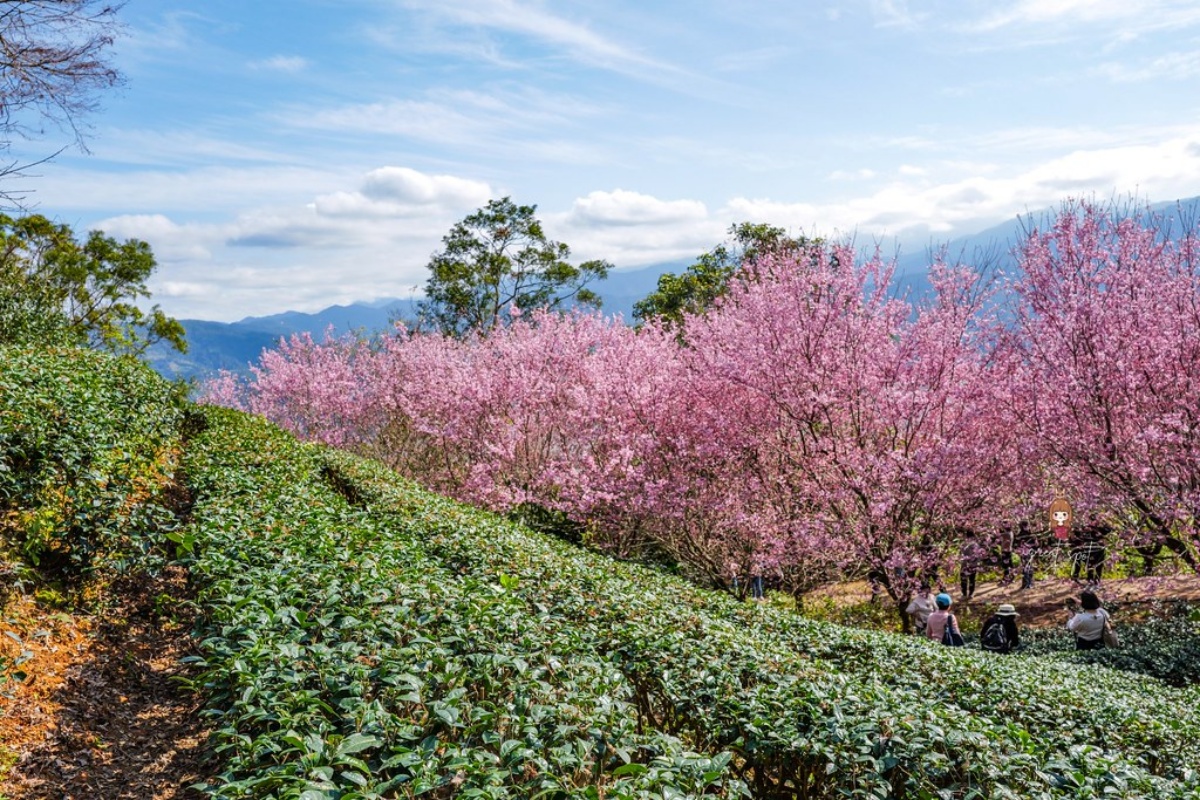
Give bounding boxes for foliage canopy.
[0,213,186,355]
[419,196,611,337]
[633,221,814,328]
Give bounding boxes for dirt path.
[0,569,208,799]
[967,572,1200,626]
[810,572,1200,628]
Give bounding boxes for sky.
[13,0,1200,321]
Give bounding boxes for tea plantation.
[4,348,1200,798]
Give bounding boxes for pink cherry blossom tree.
[200,199,1200,605]
[672,243,1001,618]
[998,200,1200,570]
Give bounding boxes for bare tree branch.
[0,1,124,207]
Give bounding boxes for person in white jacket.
[905,585,935,635]
[1066,590,1110,650]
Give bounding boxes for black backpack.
[981,618,1009,652]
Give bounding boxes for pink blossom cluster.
[200,201,1200,601]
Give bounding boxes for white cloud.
[564,189,707,226]
[977,0,1137,28]
[870,0,925,29]
[67,123,1200,323]
[309,168,494,219]
[122,10,212,58]
[287,87,607,156]
[220,167,495,248]
[298,98,491,143]
[78,166,495,320]
[36,164,351,214]
[139,212,442,320]
[969,0,1200,34]
[360,166,493,206]
[722,133,1200,243]
[402,0,682,77]
[87,129,298,167]
[94,214,214,261]
[714,46,792,73]
[829,168,878,181]
[249,55,310,72]
[225,209,351,249]
[156,280,211,300]
[1098,50,1200,82]
[550,190,717,267]
[721,197,828,235]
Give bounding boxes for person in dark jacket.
[979,603,1020,653]
[1015,520,1040,590]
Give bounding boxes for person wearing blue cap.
[926,592,964,646]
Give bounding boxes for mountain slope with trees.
[5,345,1200,796]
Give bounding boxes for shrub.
[0,346,184,576]
[174,407,1200,798]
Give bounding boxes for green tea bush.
[1019,604,1200,687]
[182,408,744,799]
[177,407,1200,799]
[324,447,1200,798]
[0,346,184,575]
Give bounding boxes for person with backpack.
[980,603,1020,653]
[926,593,964,646]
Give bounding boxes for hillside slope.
[4,351,1200,797]
[172,407,1200,798]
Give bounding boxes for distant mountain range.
[147,261,683,382]
[148,197,1200,384]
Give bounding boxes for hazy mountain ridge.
[147,264,683,382]
[150,197,1200,383]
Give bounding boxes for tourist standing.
[905,585,936,635]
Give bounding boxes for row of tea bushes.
[736,606,1200,779]
[176,406,1200,798]
[1017,610,1200,687]
[319,449,1200,799]
[0,347,184,574]
[182,407,745,799]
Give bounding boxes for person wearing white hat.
[980,603,1021,653]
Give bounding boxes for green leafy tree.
[634,222,814,328]
[419,197,611,337]
[0,213,186,355]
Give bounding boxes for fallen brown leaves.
[0,567,209,800]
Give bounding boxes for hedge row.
[326,449,1200,798]
[1017,609,1200,687]
[182,407,741,799]
[174,405,1200,798]
[0,346,184,574]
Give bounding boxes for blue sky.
[15,0,1200,321]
